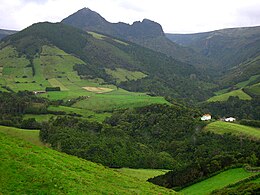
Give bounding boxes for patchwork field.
[105,68,147,83]
[0,132,175,194]
[180,168,259,195]
[205,121,260,140]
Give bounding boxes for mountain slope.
[0,22,215,101]
[61,8,215,72]
[0,131,174,194]
[167,26,260,84]
[0,29,16,40]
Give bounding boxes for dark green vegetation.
[0,29,16,40]
[62,8,212,69]
[201,96,260,120]
[180,168,259,195]
[0,21,214,102]
[0,131,175,194]
[40,104,260,190]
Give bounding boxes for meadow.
[180,168,259,195]
[0,132,175,194]
[205,121,260,140]
[207,89,252,102]
[114,168,169,182]
[0,125,43,146]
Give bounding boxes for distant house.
[225,117,236,122]
[201,114,211,121]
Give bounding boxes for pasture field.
[245,83,260,96]
[23,114,57,122]
[204,121,260,140]
[0,132,175,194]
[48,105,111,122]
[105,68,147,83]
[0,125,43,146]
[180,168,258,195]
[207,89,252,102]
[72,93,169,112]
[235,74,260,88]
[114,168,169,182]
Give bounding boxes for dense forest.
[40,104,260,190]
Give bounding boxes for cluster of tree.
[40,103,260,189]
[0,91,48,129]
[201,96,260,120]
[240,119,260,128]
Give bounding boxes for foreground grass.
[0,132,174,194]
[207,89,252,102]
[180,168,258,195]
[114,168,169,182]
[0,125,43,146]
[205,121,260,140]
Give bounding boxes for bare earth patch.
[82,86,114,93]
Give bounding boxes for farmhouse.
[201,114,211,121]
[225,117,236,122]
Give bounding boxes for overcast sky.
[1,0,260,33]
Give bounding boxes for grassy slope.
[72,92,168,112]
[180,168,258,195]
[0,125,43,146]
[114,168,169,182]
[0,132,174,194]
[245,82,260,96]
[207,89,252,102]
[205,121,260,140]
[105,68,147,83]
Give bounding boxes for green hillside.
[180,168,259,195]
[205,121,260,140]
[167,26,260,87]
[207,89,252,102]
[0,22,214,101]
[0,125,43,146]
[0,131,174,194]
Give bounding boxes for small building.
[225,117,236,122]
[201,114,211,121]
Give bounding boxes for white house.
[201,114,211,121]
[225,117,236,122]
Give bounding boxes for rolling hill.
[204,121,260,140]
[0,21,214,101]
[0,130,174,194]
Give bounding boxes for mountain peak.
[62,8,108,30]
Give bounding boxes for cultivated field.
[204,121,260,140]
